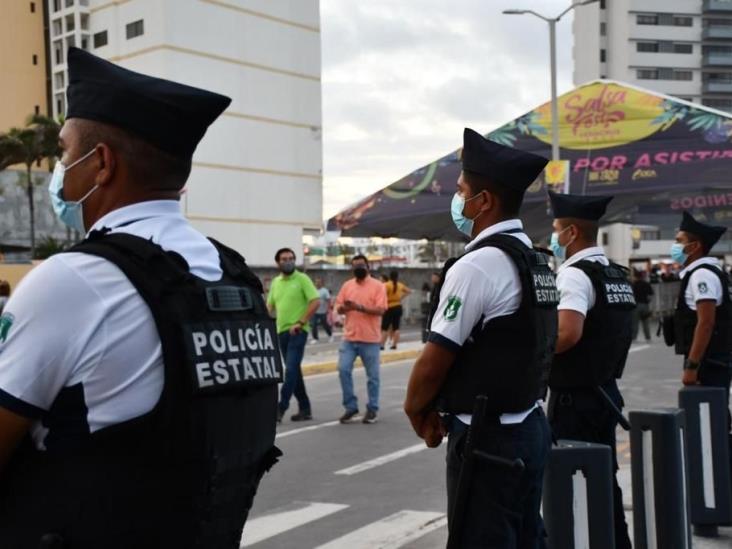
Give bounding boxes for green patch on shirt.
[0,313,14,343]
[443,296,462,321]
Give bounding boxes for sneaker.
[291,411,313,422]
[362,409,378,424]
[309,339,319,345]
[339,409,360,424]
[390,345,397,350]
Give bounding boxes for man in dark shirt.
[632,270,654,341]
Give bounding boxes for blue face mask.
[48,149,98,233]
[451,192,481,237]
[549,226,573,262]
[670,242,688,264]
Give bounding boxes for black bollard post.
[542,440,615,549]
[679,386,732,536]
[629,409,691,549]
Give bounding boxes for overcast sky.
[320,0,586,219]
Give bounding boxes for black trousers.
[548,380,632,549]
[446,408,551,549]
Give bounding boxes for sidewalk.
[300,333,424,376]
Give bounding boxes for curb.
[301,348,421,377]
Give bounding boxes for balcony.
[703,26,732,39]
[704,81,732,92]
[703,52,732,65]
[704,0,732,11]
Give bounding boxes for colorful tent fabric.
[327,80,732,242]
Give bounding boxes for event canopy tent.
[327,80,732,243]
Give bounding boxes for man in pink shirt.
[335,255,388,424]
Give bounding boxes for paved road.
[242,338,731,548]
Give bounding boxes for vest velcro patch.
[184,320,283,392]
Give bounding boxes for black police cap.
[548,190,613,221]
[66,47,231,159]
[461,128,548,192]
[679,210,727,250]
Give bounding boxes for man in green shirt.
[267,248,320,422]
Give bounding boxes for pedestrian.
[0,281,10,315]
[335,255,387,424]
[405,128,555,547]
[310,276,334,344]
[380,270,411,350]
[267,248,320,422]
[546,191,635,549]
[0,47,282,548]
[632,269,654,342]
[669,211,731,490]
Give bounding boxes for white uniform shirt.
[429,219,539,425]
[556,246,609,316]
[680,257,725,310]
[0,200,222,449]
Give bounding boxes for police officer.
[671,211,731,472]
[405,128,556,547]
[0,48,281,548]
[547,191,635,549]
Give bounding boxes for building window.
[81,35,88,50]
[126,19,144,39]
[704,98,732,110]
[674,43,693,54]
[93,30,108,48]
[637,42,659,53]
[53,0,60,12]
[34,105,40,115]
[637,69,659,80]
[673,70,693,81]
[602,233,609,246]
[32,54,38,65]
[600,22,606,36]
[30,2,35,13]
[600,49,606,62]
[65,0,74,7]
[637,14,658,25]
[600,0,605,8]
[674,16,693,27]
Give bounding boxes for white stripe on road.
[314,510,447,549]
[276,420,340,439]
[629,345,650,353]
[334,443,428,476]
[240,501,348,547]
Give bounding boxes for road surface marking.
[276,420,340,439]
[240,501,348,547]
[629,345,650,353]
[334,443,428,476]
[314,510,447,549]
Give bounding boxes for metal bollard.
[679,386,732,534]
[629,409,691,549]
[543,440,614,549]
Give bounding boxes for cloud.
[321,0,584,218]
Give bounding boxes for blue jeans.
[338,341,380,413]
[310,313,332,340]
[278,331,311,414]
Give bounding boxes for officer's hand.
[682,368,699,386]
[421,411,444,448]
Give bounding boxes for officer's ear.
[479,190,495,213]
[93,143,117,188]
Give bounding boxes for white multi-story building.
[574,0,732,111]
[45,0,323,266]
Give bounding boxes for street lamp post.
[503,0,599,193]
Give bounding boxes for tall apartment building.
[574,0,732,111]
[36,0,324,266]
[0,1,49,132]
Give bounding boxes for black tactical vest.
[433,234,559,415]
[549,260,636,389]
[673,263,732,357]
[0,232,282,549]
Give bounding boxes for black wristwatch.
[684,358,701,371]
